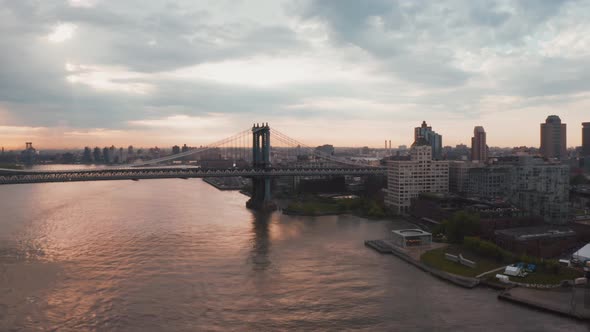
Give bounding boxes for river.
[0,175,588,331]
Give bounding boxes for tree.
[571,174,590,186]
[441,211,481,244]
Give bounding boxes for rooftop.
[495,226,575,240]
[392,229,432,237]
[411,137,430,148]
[545,115,562,124]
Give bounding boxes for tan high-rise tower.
[582,122,590,157]
[471,126,488,162]
[540,115,567,160]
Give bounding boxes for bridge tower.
[247,123,277,211]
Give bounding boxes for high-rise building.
[385,137,449,214]
[414,121,443,159]
[315,144,335,156]
[102,147,110,164]
[582,122,590,157]
[507,157,569,224]
[540,115,567,160]
[20,142,37,165]
[449,157,570,224]
[449,161,481,194]
[470,126,488,162]
[93,147,102,162]
[82,147,92,163]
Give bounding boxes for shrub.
[544,260,561,274]
[463,236,513,262]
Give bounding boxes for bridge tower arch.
[246,123,277,211]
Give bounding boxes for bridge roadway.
[0,166,386,185]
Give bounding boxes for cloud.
[0,0,588,148]
[65,62,154,94]
[63,128,125,137]
[68,0,99,8]
[47,22,77,42]
[167,55,382,87]
[128,114,230,129]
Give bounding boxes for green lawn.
[422,244,586,284]
[420,245,504,278]
[486,267,583,285]
[0,163,22,170]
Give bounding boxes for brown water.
[0,177,588,331]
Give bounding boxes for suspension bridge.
[0,124,386,210]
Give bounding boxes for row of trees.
[463,237,561,274]
[285,196,386,218]
[336,198,386,218]
[571,174,590,186]
[432,211,563,274]
[433,211,481,244]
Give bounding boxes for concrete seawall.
[498,288,590,320]
[365,239,590,320]
[365,240,479,288]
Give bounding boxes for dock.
[364,240,394,254]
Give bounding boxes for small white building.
[572,243,590,263]
[391,229,432,248]
[504,266,522,277]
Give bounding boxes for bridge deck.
[0,167,386,185]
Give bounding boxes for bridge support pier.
[246,177,276,211]
[246,123,277,211]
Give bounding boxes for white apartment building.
[385,139,449,214]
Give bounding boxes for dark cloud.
[0,0,588,136]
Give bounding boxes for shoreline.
[364,240,479,288]
[365,239,588,320]
[202,178,246,191]
[281,209,342,216]
[498,287,590,320]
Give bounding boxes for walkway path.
[476,265,507,279]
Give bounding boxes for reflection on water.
[0,177,588,331]
[251,213,272,271]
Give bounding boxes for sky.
[0,0,589,150]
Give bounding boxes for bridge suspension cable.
[271,129,380,168]
[125,128,252,167]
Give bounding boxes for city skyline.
[2,2,590,330]
[0,1,589,148]
[1,117,587,151]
